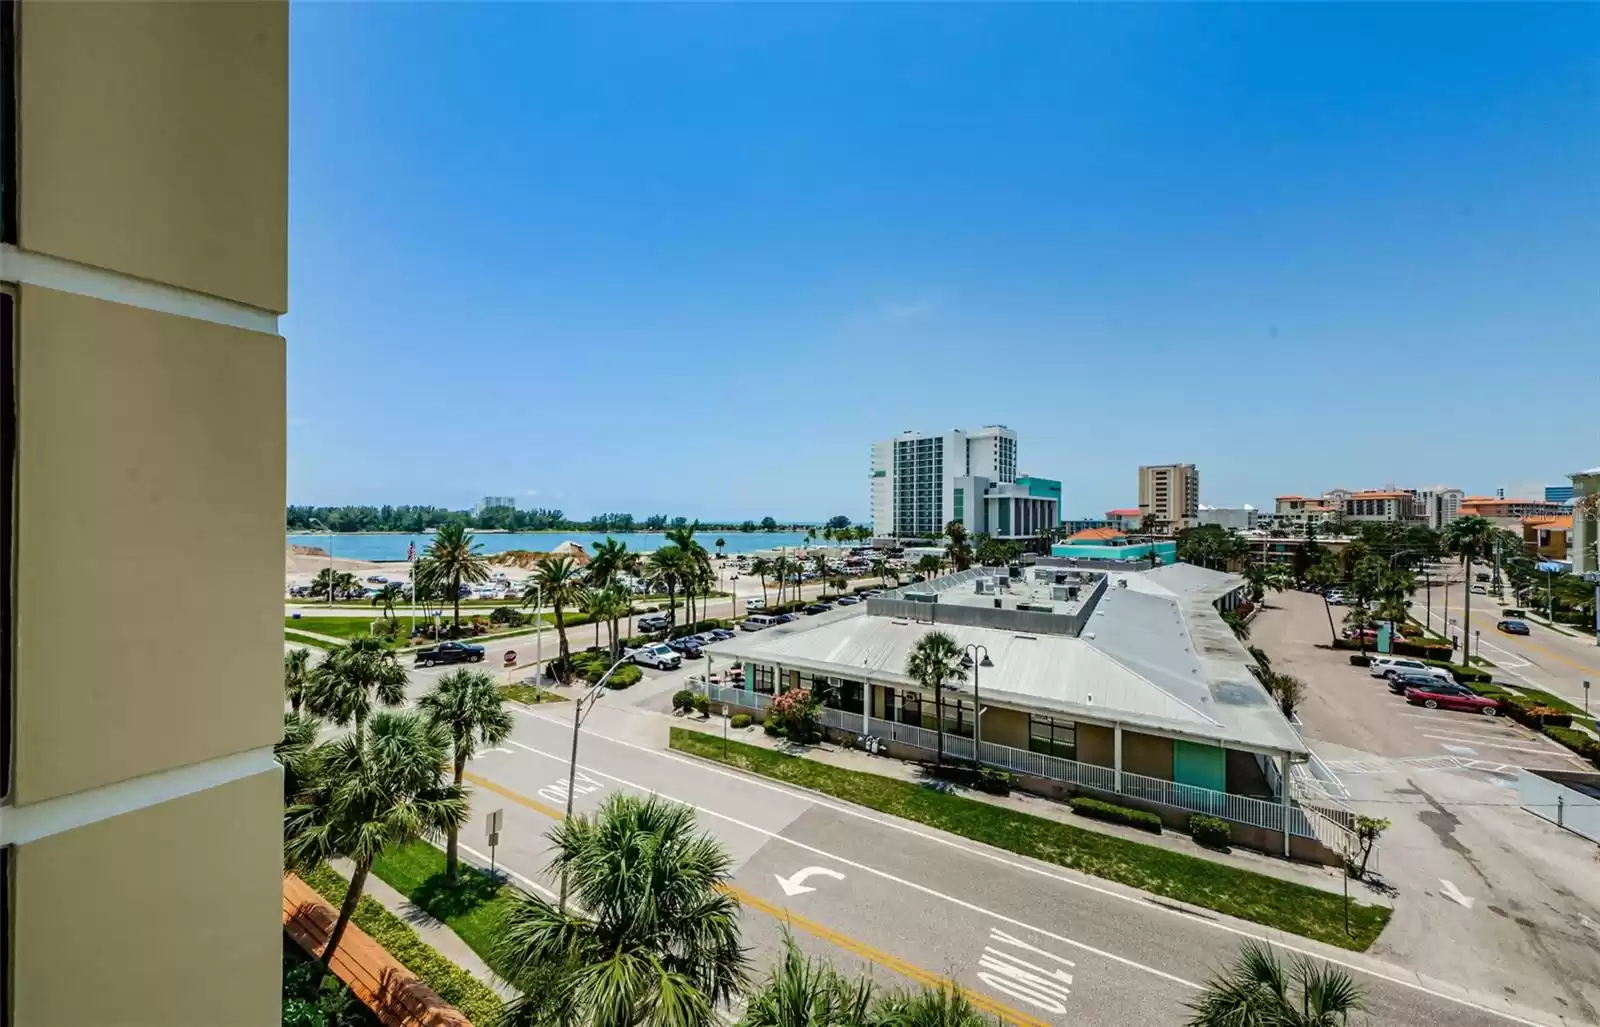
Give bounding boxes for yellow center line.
[462,768,1053,1027]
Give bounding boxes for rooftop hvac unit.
[1009,564,1023,579]
[1054,572,1068,585]
[974,579,988,594]
[904,591,939,604]
[1051,586,1070,602]
[1068,585,1080,600]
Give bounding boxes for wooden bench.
[282,873,473,1027]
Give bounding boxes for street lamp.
[960,644,993,763]
[309,518,334,603]
[559,654,631,910]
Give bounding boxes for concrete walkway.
[667,711,1358,899]
[330,857,517,999]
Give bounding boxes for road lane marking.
[504,709,1555,1026]
[978,929,1075,1015]
[502,737,1201,989]
[725,883,1051,1027]
[1439,880,1476,910]
[537,769,605,807]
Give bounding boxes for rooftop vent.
[904,591,939,604]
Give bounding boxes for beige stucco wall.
[1077,723,1114,767]
[13,286,285,804]
[11,770,285,1026]
[19,0,288,311]
[981,706,1030,749]
[1123,730,1175,780]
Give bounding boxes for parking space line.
[1420,734,1572,756]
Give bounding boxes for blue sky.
[285,3,1599,521]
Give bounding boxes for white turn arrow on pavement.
[775,866,846,897]
[1440,879,1475,909]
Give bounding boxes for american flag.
[407,541,415,561]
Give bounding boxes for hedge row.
[1189,814,1231,849]
[1069,797,1162,833]
[299,863,503,1027]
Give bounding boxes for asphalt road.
[449,696,1573,1027]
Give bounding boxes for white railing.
[701,683,1315,838]
[1299,804,1359,860]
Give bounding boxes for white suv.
[1368,656,1452,683]
[628,643,681,670]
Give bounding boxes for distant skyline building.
[1198,505,1258,532]
[1137,463,1199,529]
[870,426,1053,541]
[1409,485,1464,530]
[477,495,516,513]
[1546,485,1575,504]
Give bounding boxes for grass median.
[670,728,1390,951]
[368,840,521,967]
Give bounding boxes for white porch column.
[1113,724,1123,793]
[863,682,871,736]
[1280,752,1293,857]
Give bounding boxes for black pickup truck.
[413,641,486,667]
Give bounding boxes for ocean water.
[285,530,845,562]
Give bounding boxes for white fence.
[1520,770,1600,843]
[700,683,1318,838]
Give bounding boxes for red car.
[1404,683,1500,716]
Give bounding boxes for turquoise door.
[1172,740,1227,792]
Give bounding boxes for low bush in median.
[299,862,503,1027]
[1070,796,1163,833]
[668,728,1391,951]
[730,713,752,730]
[501,683,566,705]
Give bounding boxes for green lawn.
[501,683,567,705]
[367,841,522,975]
[284,615,389,641]
[284,630,338,652]
[670,729,1390,952]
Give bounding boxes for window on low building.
[751,665,775,695]
[1029,714,1076,760]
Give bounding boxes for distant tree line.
[286,504,854,535]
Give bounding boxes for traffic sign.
[504,650,517,665]
[486,809,503,836]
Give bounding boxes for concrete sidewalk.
[330,857,517,999]
[666,710,1357,899]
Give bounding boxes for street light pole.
[962,644,992,764]
[559,655,631,911]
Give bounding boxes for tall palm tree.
[582,583,631,661]
[418,668,514,880]
[772,555,791,605]
[589,536,632,587]
[284,711,468,969]
[751,557,773,606]
[944,521,973,572]
[533,555,587,683]
[1187,940,1363,1026]
[420,523,490,631]
[915,554,942,581]
[811,552,831,596]
[650,544,690,626]
[1377,568,1415,644]
[715,536,726,561]
[371,581,403,622]
[872,556,891,588]
[302,637,407,743]
[284,647,310,713]
[275,711,322,804]
[493,794,748,1027]
[1306,553,1341,644]
[1443,515,1494,658]
[905,631,967,769]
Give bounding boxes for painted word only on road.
[538,770,606,807]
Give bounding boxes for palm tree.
[872,556,891,588]
[905,631,967,769]
[533,555,587,683]
[740,933,875,1027]
[772,555,791,605]
[493,793,748,1027]
[715,537,726,561]
[284,711,469,969]
[420,523,490,631]
[284,647,310,713]
[811,552,831,596]
[1377,568,1415,643]
[1345,603,1377,655]
[1187,940,1364,1026]
[1443,515,1494,658]
[418,668,513,880]
[583,583,631,661]
[650,544,690,627]
[589,536,632,587]
[275,711,322,804]
[1306,554,1341,644]
[944,521,973,572]
[302,637,407,743]
[751,556,773,606]
[371,581,403,622]
[805,527,817,550]
[872,982,992,1027]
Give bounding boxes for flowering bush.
[769,688,821,743]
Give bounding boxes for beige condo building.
[1137,463,1199,530]
[4,3,287,1024]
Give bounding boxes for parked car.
[1326,593,1348,606]
[667,638,704,659]
[1387,671,1443,695]
[1369,657,1453,683]
[1470,585,1488,595]
[1405,682,1500,716]
[803,604,831,615]
[628,643,682,670]
[746,598,767,611]
[414,641,486,667]
[707,628,736,641]
[775,613,796,624]
[1475,572,1491,583]
[637,614,673,633]
[741,615,780,631]
[836,595,861,605]
[1497,619,1531,636]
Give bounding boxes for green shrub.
[1248,646,1272,668]
[1069,796,1162,833]
[1348,654,1371,668]
[692,693,710,716]
[488,606,523,625]
[1392,640,1455,660]
[672,689,695,713]
[763,719,784,737]
[977,768,1015,795]
[1189,814,1232,849]
[1527,706,1573,729]
[603,664,642,689]
[730,713,752,729]
[299,863,502,1026]
[1426,659,1491,683]
[1544,726,1600,761]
